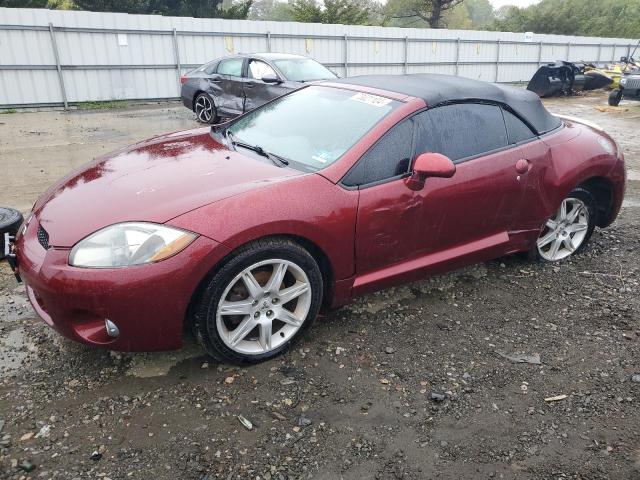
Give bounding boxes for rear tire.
[194,92,217,124]
[0,207,23,260]
[608,89,623,106]
[530,187,596,263]
[193,238,323,364]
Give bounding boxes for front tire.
[194,92,217,124]
[533,187,596,262]
[608,89,623,106]
[194,239,323,364]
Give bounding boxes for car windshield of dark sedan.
[227,86,400,171]
[273,58,336,81]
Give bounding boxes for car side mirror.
[406,152,455,190]
[620,56,628,63]
[262,74,283,84]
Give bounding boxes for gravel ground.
[0,93,639,480]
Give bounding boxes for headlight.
[69,222,197,268]
[620,77,627,86]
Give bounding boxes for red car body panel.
[34,127,301,247]
[15,83,626,352]
[17,216,231,351]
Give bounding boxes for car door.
[501,108,552,232]
[351,103,526,295]
[215,57,246,117]
[243,59,291,112]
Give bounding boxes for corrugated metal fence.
[0,7,637,108]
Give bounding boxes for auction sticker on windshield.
[349,92,392,107]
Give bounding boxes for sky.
[489,0,540,8]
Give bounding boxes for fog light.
[105,319,119,338]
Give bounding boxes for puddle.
[125,339,203,378]
[0,327,37,375]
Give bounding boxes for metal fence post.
[172,28,181,91]
[566,41,571,61]
[495,39,501,82]
[612,44,617,62]
[403,36,408,74]
[343,34,348,77]
[455,38,460,76]
[266,31,271,52]
[48,23,68,110]
[537,41,543,67]
[627,44,632,60]
[597,43,602,66]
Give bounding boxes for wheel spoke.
[277,309,302,327]
[559,200,567,221]
[567,223,587,233]
[549,237,562,259]
[566,204,583,223]
[229,317,257,346]
[242,271,263,300]
[265,262,288,293]
[259,322,272,351]
[564,236,576,253]
[219,299,254,316]
[279,282,309,304]
[545,219,558,230]
[537,230,557,248]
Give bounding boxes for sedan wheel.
[194,93,216,124]
[194,239,323,364]
[536,189,595,262]
[216,259,312,355]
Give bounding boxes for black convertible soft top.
[334,74,562,135]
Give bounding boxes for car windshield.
[273,58,336,82]
[226,86,400,171]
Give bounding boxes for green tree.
[491,0,640,38]
[464,0,493,28]
[385,0,464,29]
[289,0,375,25]
[0,0,48,6]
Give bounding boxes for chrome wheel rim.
[537,197,589,261]
[216,259,312,355]
[195,95,213,123]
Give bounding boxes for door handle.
[245,82,256,88]
[515,158,531,174]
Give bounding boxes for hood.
[35,127,301,247]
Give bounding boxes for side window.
[502,109,536,144]
[343,119,414,187]
[415,104,508,162]
[248,60,277,80]
[217,58,243,77]
[203,62,218,75]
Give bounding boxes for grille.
[37,225,50,250]
[623,77,640,89]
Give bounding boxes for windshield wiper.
[226,130,289,167]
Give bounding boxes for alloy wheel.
[216,259,312,355]
[536,197,589,261]
[195,95,214,123]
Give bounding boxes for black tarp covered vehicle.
[527,61,612,98]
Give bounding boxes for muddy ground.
[0,93,639,480]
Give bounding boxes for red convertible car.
[14,74,625,363]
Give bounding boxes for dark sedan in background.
[180,52,337,123]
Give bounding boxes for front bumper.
[16,218,230,352]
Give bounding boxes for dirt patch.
[0,93,639,479]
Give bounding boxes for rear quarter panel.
[533,121,621,223]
